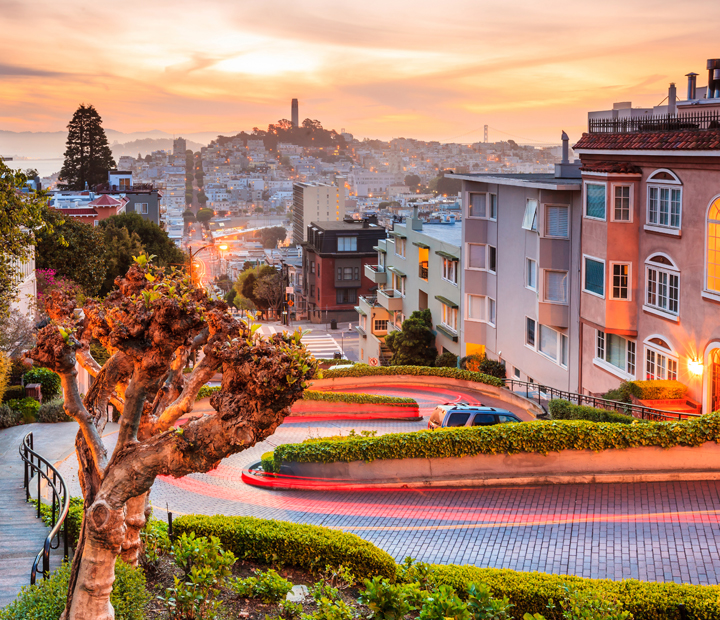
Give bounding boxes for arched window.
[707,197,720,293]
[646,169,682,231]
[643,335,678,381]
[645,254,679,316]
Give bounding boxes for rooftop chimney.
[686,72,698,100]
[554,131,581,179]
[411,204,423,231]
[668,83,677,115]
[561,130,569,165]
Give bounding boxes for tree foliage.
[233,265,277,313]
[35,207,108,296]
[99,213,186,268]
[215,118,345,152]
[253,272,285,315]
[196,207,213,225]
[256,226,287,248]
[433,170,461,196]
[0,161,49,316]
[404,174,421,188]
[59,104,116,190]
[99,226,144,295]
[384,309,437,367]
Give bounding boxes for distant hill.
[111,138,204,158]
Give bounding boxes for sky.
[1,0,719,144]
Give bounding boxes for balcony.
[364,264,387,284]
[419,261,428,280]
[588,109,720,134]
[377,288,403,311]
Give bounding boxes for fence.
[589,110,720,134]
[18,432,70,584]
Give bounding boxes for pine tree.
[59,104,116,190]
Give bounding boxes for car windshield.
[446,412,471,427]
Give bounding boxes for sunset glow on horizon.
[2,0,719,143]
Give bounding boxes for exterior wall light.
[688,358,704,376]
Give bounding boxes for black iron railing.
[19,432,70,584]
[589,110,720,134]
[502,379,701,422]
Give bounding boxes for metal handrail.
[502,379,701,422]
[18,432,70,584]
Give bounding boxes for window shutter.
[468,244,486,269]
[545,271,568,303]
[546,206,568,237]
[470,194,486,217]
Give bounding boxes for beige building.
[292,179,346,244]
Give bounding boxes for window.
[310,261,315,274]
[374,319,388,332]
[526,258,537,291]
[136,202,148,214]
[648,187,682,229]
[467,243,486,270]
[391,273,406,296]
[539,325,559,361]
[561,334,568,367]
[595,329,636,377]
[497,415,518,424]
[343,267,353,280]
[441,303,458,332]
[446,412,470,427]
[544,271,568,304]
[526,317,536,347]
[442,258,458,284]
[469,193,486,217]
[354,267,359,279]
[337,236,357,251]
[706,197,720,293]
[645,340,678,380]
[310,285,315,297]
[488,245,497,273]
[645,255,679,316]
[337,267,342,280]
[472,414,495,426]
[585,183,606,220]
[395,237,406,258]
[583,256,605,297]
[545,205,569,238]
[611,263,631,300]
[514,367,521,379]
[466,295,494,325]
[489,194,497,220]
[522,200,538,231]
[336,289,357,304]
[613,186,631,221]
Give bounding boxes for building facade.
[451,150,583,391]
[301,220,386,323]
[292,180,346,244]
[358,207,462,365]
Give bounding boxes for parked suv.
[428,405,522,429]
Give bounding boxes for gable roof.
[574,130,720,151]
[88,194,124,207]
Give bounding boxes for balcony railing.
[589,110,720,134]
[360,295,379,307]
[94,182,156,192]
[419,262,428,280]
[366,265,385,273]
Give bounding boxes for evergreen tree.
[384,309,437,366]
[59,104,116,190]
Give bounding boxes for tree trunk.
[119,493,149,566]
[67,499,126,620]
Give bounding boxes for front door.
[712,351,720,414]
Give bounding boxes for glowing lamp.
[219,244,228,251]
[688,358,704,376]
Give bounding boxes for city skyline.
[1,0,719,143]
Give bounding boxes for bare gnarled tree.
[30,256,315,620]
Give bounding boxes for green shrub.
[321,365,503,388]
[425,564,720,620]
[32,496,84,547]
[316,358,354,366]
[358,577,420,620]
[273,412,720,467]
[602,381,641,403]
[419,585,470,620]
[2,385,25,402]
[0,403,22,429]
[0,560,150,620]
[302,390,416,406]
[548,400,638,424]
[196,385,220,400]
[37,398,71,423]
[22,367,61,400]
[0,351,11,403]
[466,582,513,620]
[460,354,507,380]
[7,397,40,423]
[90,341,111,366]
[434,352,458,368]
[174,514,396,581]
[229,568,293,603]
[631,380,688,400]
[261,451,279,473]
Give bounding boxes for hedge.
[302,390,416,406]
[315,358,354,366]
[174,514,396,581]
[632,380,688,400]
[321,365,504,387]
[428,564,720,620]
[548,399,639,424]
[272,412,720,467]
[22,367,61,400]
[196,385,220,400]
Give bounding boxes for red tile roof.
[580,161,642,174]
[54,208,98,217]
[88,194,123,207]
[574,130,720,151]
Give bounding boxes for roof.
[55,208,97,217]
[308,220,381,232]
[448,173,581,191]
[88,194,124,207]
[579,161,643,174]
[573,130,720,151]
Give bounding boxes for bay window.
[595,329,636,377]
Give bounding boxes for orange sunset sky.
[1,0,719,144]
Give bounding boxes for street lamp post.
[188,243,227,285]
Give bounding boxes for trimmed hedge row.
[632,379,688,400]
[315,358,354,366]
[174,514,396,580]
[196,385,220,400]
[273,412,720,466]
[302,390,416,406]
[428,564,720,620]
[321,364,504,387]
[548,399,639,424]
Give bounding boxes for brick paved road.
[52,386,720,586]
